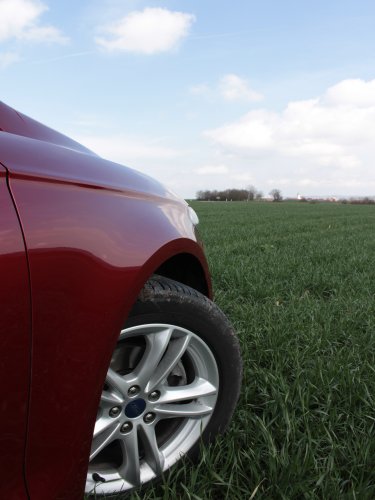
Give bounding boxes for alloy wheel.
[85,323,219,495]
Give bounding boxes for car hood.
[0,102,183,205]
[0,101,95,155]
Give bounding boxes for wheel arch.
[154,252,209,297]
[127,238,212,320]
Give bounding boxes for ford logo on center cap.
[124,398,146,418]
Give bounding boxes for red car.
[0,102,242,499]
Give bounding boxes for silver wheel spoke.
[155,402,213,418]
[90,420,119,461]
[131,327,172,388]
[93,416,118,439]
[139,425,165,475]
[106,367,128,396]
[147,334,191,391]
[100,390,124,407]
[159,377,217,404]
[118,429,141,486]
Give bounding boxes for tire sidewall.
[125,290,242,456]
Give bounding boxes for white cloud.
[205,78,375,172]
[219,74,263,102]
[96,8,195,54]
[0,51,20,69]
[194,165,229,175]
[324,79,375,107]
[0,0,68,44]
[206,109,275,150]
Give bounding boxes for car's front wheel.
[85,276,242,496]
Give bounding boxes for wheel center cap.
[125,398,146,418]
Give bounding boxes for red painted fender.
[0,120,210,499]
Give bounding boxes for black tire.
[126,275,242,449]
[86,275,242,496]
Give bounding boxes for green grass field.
[131,201,375,500]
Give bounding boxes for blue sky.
[2,0,375,198]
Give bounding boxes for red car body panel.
[0,103,211,499]
[0,165,30,500]
[0,101,93,155]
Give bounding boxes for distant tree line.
[197,189,253,201]
[195,188,375,204]
[196,186,283,202]
[341,197,375,205]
